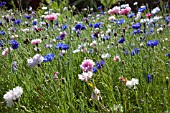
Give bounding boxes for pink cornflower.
[108,6,120,15]
[80,59,95,72]
[44,14,57,21]
[31,39,42,45]
[146,13,152,18]
[113,55,121,62]
[2,48,13,56]
[119,7,131,15]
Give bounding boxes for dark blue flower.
[147,40,159,47]
[14,19,22,25]
[165,15,170,23]
[116,18,125,25]
[118,37,125,43]
[10,18,15,21]
[55,43,69,50]
[0,21,2,26]
[133,29,142,34]
[61,24,68,30]
[0,40,3,47]
[0,1,6,6]
[96,60,105,69]
[0,30,5,35]
[93,66,98,73]
[166,52,170,57]
[147,74,152,83]
[124,49,129,55]
[94,22,101,28]
[138,6,147,12]
[32,20,37,25]
[24,15,31,19]
[43,53,55,62]
[98,6,102,10]
[100,60,105,67]
[75,23,86,30]
[128,13,135,18]
[89,23,93,27]
[9,40,19,49]
[132,23,141,29]
[56,21,58,26]
[131,48,140,56]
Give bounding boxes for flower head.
[147,40,159,47]
[80,59,95,72]
[78,71,93,82]
[27,54,44,67]
[9,40,19,49]
[31,39,42,46]
[43,53,54,62]
[126,78,139,89]
[44,14,57,21]
[91,87,101,100]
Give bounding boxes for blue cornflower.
[116,18,125,25]
[124,49,129,55]
[133,29,141,34]
[24,15,31,19]
[147,40,159,47]
[98,6,102,10]
[103,36,110,41]
[55,43,69,50]
[89,23,93,27]
[61,24,68,30]
[92,66,98,73]
[147,74,152,83]
[32,20,37,25]
[166,52,170,57]
[75,23,86,30]
[0,40,3,47]
[131,48,140,56]
[96,60,105,69]
[94,22,101,28]
[138,6,147,12]
[14,19,22,25]
[56,21,58,26]
[0,21,2,26]
[0,1,6,6]
[132,23,141,29]
[0,30,5,35]
[165,15,170,23]
[9,40,19,49]
[118,37,125,43]
[43,53,55,62]
[10,18,15,21]
[128,13,135,18]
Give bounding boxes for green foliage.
[100,0,117,8]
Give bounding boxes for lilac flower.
[9,40,19,49]
[43,53,55,62]
[132,23,141,29]
[147,40,159,47]
[56,31,67,40]
[80,59,95,72]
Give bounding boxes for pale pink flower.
[44,14,57,21]
[119,7,131,15]
[31,39,42,45]
[2,48,13,56]
[108,6,120,15]
[80,59,95,72]
[91,87,101,100]
[113,55,121,62]
[78,71,93,82]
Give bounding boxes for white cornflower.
[27,54,44,67]
[101,53,111,59]
[78,71,93,82]
[91,87,101,100]
[126,78,139,89]
[3,86,23,107]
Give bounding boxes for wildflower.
[119,7,131,15]
[133,29,142,34]
[118,76,127,83]
[9,40,19,49]
[12,61,17,72]
[92,67,98,73]
[75,23,86,30]
[0,30,5,35]
[32,19,38,25]
[101,53,111,59]
[135,12,142,20]
[61,24,68,30]
[43,53,55,62]
[108,16,116,22]
[78,71,93,82]
[128,13,135,18]
[102,36,110,41]
[131,48,140,56]
[113,104,123,112]
[108,6,120,15]
[3,86,23,107]
[115,18,125,25]
[89,23,93,27]
[118,37,125,43]
[2,48,13,56]
[165,15,170,23]
[94,22,101,28]
[54,71,59,80]
[126,78,139,89]
[166,52,170,57]
[27,54,44,67]
[0,1,6,6]
[24,15,31,19]
[31,39,42,46]
[132,23,141,29]
[113,55,121,62]
[147,40,159,47]
[44,14,57,22]
[80,59,95,72]
[91,87,101,100]
[151,7,160,15]
[96,60,105,69]
[138,6,147,12]
[14,19,22,25]
[55,43,69,50]
[146,13,152,18]
[56,31,67,40]
[147,74,152,83]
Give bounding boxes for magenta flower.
[119,7,131,15]
[44,14,57,21]
[80,59,95,72]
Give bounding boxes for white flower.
[3,86,23,107]
[108,16,116,22]
[121,4,129,8]
[42,7,47,10]
[126,78,139,89]
[101,53,111,58]
[140,18,149,23]
[135,12,142,20]
[27,54,44,67]
[78,71,93,82]
[157,27,163,33]
[151,7,160,15]
[91,87,101,100]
